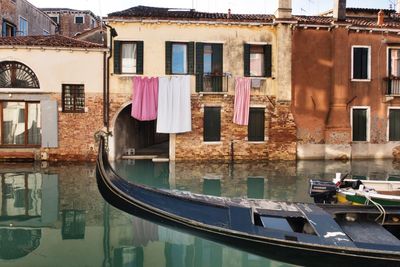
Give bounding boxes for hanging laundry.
[131,76,159,121]
[233,77,251,125]
[157,76,192,133]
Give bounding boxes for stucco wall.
[293,27,400,159]
[16,0,56,35]
[0,48,104,93]
[107,20,295,161]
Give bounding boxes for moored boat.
[96,136,400,267]
[309,178,400,206]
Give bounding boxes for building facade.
[41,8,100,37]
[0,0,56,36]
[105,3,296,162]
[293,0,400,160]
[0,35,106,161]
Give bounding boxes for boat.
[309,177,400,206]
[96,136,400,267]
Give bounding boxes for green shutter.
[264,44,272,77]
[136,41,144,74]
[165,41,172,75]
[204,107,221,142]
[212,44,223,92]
[389,109,400,141]
[203,179,221,196]
[247,177,264,199]
[188,42,195,75]
[352,109,367,141]
[244,43,251,77]
[248,108,265,141]
[113,41,121,74]
[196,42,204,92]
[353,47,369,79]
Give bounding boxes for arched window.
[0,61,40,88]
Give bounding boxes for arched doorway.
[113,104,169,160]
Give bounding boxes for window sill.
[198,92,228,96]
[351,79,371,82]
[112,73,140,77]
[203,141,222,145]
[247,141,266,144]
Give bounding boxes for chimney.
[377,10,384,26]
[397,0,400,13]
[333,0,346,21]
[274,0,292,19]
[227,8,231,19]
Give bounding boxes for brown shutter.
[264,44,272,78]
[113,41,121,74]
[136,41,144,74]
[165,41,172,75]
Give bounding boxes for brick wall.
[45,93,104,162]
[176,95,296,161]
[108,93,296,161]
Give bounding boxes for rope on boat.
[364,193,386,225]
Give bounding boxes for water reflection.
[1,159,400,266]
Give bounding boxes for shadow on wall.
[113,105,169,159]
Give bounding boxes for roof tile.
[0,35,104,49]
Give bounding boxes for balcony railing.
[196,73,230,92]
[385,76,400,96]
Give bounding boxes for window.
[75,16,84,24]
[0,61,40,88]
[19,17,28,36]
[352,107,369,142]
[204,107,221,142]
[2,20,16,37]
[62,84,85,113]
[1,101,41,146]
[50,16,59,24]
[389,109,400,141]
[165,41,194,75]
[248,108,265,141]
[113,41,143,74]
[352,46,370,80]
[387,48,400,95]
[196,43,223,92]
[91,18,96,28]
[244,44,272,77]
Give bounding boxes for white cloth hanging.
[157,76,192,133]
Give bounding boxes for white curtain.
[122,43,137,73]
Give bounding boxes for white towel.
[157,76,192,133]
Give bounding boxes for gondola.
[96,136,400,267]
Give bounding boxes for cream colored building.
[106,2,295,162]
[0,35,106,161]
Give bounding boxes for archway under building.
[113,104,169,160]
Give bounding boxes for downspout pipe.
[104,23,118,132]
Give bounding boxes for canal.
[0,159,399,267]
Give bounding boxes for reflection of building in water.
[0,228,41,260]
[0,173,42,218]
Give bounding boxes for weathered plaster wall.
[107,21,295,161]
[16,0,56,35]
[293,27,400,159]
[0,0,17,33]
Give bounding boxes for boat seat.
[338,220,400,248]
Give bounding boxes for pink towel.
[233,77,251,125]
[131,77,159,121]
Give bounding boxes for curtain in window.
[391,49,400,77]
[122,43,137,73]
[27,103,41,145]
[2,102,25,145]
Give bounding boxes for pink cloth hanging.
[233,77,251,125]
[131,76,159,121]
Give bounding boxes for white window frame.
[387,107,400,142]
[19,16,28,36]
[74,15,85,24]
[351,45,371,82]
[350,106,370,142]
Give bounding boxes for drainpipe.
[104,24,118,132]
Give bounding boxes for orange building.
[293,0,400,160]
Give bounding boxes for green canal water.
[0,159,399,267]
